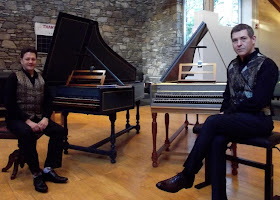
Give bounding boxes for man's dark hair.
[20,47,37,58]
[231,24,254,38]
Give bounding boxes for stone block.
[32,16,51,23]
[9,63,21,70]
[2,22,16,29]
[1,40,16,49]
[0,59,5,69]
[0,33,10,40]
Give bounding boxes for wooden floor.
[1,105,280,200]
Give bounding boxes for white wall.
[258,0,280,68]
[193,10,235,83]
[242,0,255,26]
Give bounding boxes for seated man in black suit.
[4,47,68,193]
[156,24,279,199]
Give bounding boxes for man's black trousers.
[6,118,66,174]
[182,112,274,200]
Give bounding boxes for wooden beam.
[269,0,280,12]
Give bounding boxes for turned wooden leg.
[185,114,189,130]
[62,111,69,154]
[135,100,140,133]
[126,110,130,129]
[165,113,170,151]
[2,149,19,172]
[11,155,20,180]
[230,143,238,175]
[152,112,158,167]
[109,113,117,164]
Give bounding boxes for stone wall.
[0,0,183,82]
[142,0,183,82]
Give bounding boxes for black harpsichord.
[43,12,143,163]
[43,12,144,114]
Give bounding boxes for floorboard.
[1,105,280,200]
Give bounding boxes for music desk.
[150,106,220,167]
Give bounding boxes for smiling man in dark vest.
[4,47,68,193]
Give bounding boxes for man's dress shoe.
[156,172,195,193]
[34,175,48,193]
[43,169,68,183]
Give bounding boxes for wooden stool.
[0,122,24,180]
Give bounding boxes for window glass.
[214,0,240,27]
[184,0,203,43]
[36,35,52,53]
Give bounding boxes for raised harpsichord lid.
[43,12,136,86]
[160,22,208,82]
